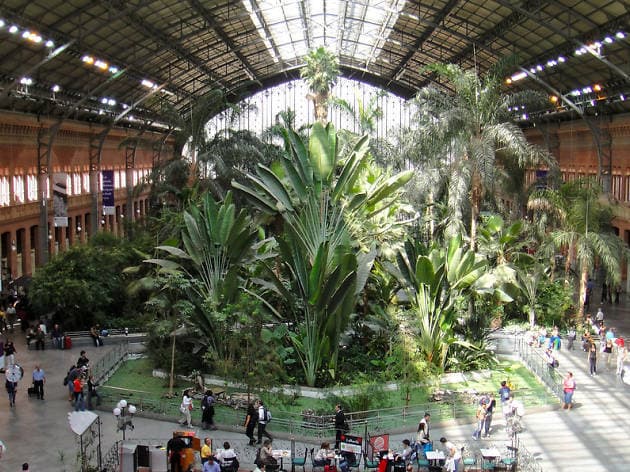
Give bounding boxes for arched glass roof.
[0,1,628,131]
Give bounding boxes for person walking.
[588,343,598,376]
[334,404,348,448]
[244,402,258,446]
[603,338,614,370]
[562,372,576,410]
[201,390,216,430]
[32,364,45,400]
[4,340,16,366]
[179,389,194,428]
[5,378,17,407]
[257,400,273,444]
[567,327,577,350]
[596,307,604,327]
[616,343,627,376]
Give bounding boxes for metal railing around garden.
[514,336,564,400]
[97,384,551,441]
[96,333,552,471]
[91,339,130,384]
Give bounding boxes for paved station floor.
[1,295,629,471]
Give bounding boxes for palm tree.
[301,47,340,124]
[528,179,624,316]
[330,90,385,136]
[411,62,552,249]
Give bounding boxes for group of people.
[198,439,238,472]
[2,336,49,407]
[64,350,100,411]
[583,309,628,376]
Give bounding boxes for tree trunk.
[578,266,588,317]
[169,332,176,397]
[528,307,536,328]
[470,173,482,250]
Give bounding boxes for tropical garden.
[28,48,627,392]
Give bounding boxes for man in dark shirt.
[77,351,89,369]
[334,404,348,448]
[167,436,188,472]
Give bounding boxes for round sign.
[5,364,23,383]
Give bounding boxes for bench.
[29,328,146,349]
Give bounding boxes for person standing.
[439,437,462,472]
[76,351,90,369]
[5,304,16,332]
[483,394,496,437]
[5,378,17,407]
[257,400,273,444]
[596,307,604,327]
[588,343,598,376]
[51,324,63,349]
[472,402,486,440]
[561,372,576,410]
[416,412,431,446]
[87,375,100,409]
[244,402,258,446]
[200,437,212,465]
[32,364,45,400]
[34,327,46,350]
[167,436,187,472]
[179,389,193,428]
[73,376,85,411]
[334,404,348,448]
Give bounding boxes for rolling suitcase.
[64,336,72,350]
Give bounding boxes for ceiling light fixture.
[9,25,18,34]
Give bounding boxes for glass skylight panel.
[244,0,405,65]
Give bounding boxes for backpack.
[553,359,559,368]
[264,407,272,422]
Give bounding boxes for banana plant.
[234,122,411,386]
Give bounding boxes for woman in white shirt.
[314,442,332,466]
[179,389,194,428]
[218,441,238,470]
